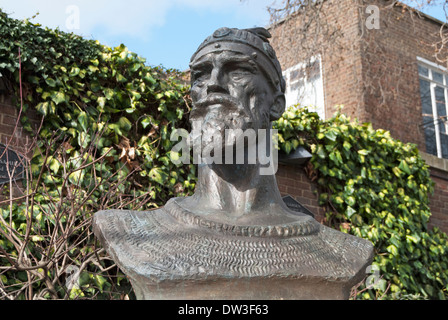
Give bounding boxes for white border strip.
[417,56,448,73]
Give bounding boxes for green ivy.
[274,106,448,300]
[0,9,194,299]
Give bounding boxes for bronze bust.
[93,27,373,300]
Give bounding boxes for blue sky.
[0,0,273,71]
[0,1,445,71]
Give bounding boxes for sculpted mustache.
[194,94,239,109]
[191,95,252,121]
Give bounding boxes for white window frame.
[282,55,325,119]
[417,56,448,159]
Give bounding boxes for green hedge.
[0,9,194,299]
[274,106,448,299]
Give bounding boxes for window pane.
[419,79,432,116]
[290,79,303,91]
[418,65,429,77]
[420,78,437,155]
[290,69,304,82]
[433,71,444,84]
[307,60,320,82]
[283,57,325,119]
[435,86,447,133]
[441,133,448,158]
[423,117,438,156]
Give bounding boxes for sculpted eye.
[191,62,212,87]
[192,70,209,86]
[227,63,256,81]
[229,69,251,80]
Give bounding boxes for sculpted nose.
[207,68,228,95]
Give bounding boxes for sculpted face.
[189,50,276,158]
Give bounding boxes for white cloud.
[1,0,173,39]
[0,0,273,40]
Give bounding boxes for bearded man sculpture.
[93,27,374,300]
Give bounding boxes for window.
[418,57,448,159]
[282,56,325,119]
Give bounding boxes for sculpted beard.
[190,93,255,158]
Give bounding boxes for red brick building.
[270,0,448,232]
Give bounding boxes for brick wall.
[1,95,25,151]
[276,162,448,234]
[0,92,24,200]
[269,0,448,232]
[276,164,326,223]
[359,0,447,149]
[269,0,366,121]
[352,1,448,234]
[0,79,38,157]
[0,78,40,200]
[428,168,448,233]
[270,0,447,142]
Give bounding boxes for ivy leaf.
[69,67,80,77]
[284,140,292,154]
[90,59,99,66]
[141,117,152,129]
[78,111,88,132]
[130,90,141,100]
[108,123,123,136]
[49,158,60,174]
[392,166,403,177]
[27,75,40,84]
[97,97,106,112]
[149,167,167,185]
[88,65,99,73]
[104,88,114,100]
[387,244,398,256]
[325,129,338,141]
[45,78,57,87]
[51,91,66,105]
[90,81,101,92]
[129,63,141,72]
[399,160,412,175]
[343,141,352,151]
[316,145,326,159]
[116,73,127,83]
[358,149,370,156]
[346,206,356,218]
[144,72,157,85]
[36,101,49,116]
[118,117,132,131]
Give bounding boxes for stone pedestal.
[130,275,363,300]
[93,198,374,300]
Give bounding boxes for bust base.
[130,275,362,300]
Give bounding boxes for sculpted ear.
[269,92,286,121]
